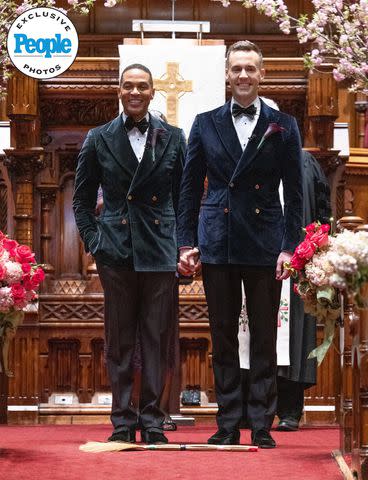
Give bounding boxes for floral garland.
[214,0,368,94]
[286,222,368,364]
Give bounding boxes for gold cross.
[154,62,193,126]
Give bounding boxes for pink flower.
[257,122,286,149]
[15,245,35,264]
[22,274,34,291]
[295,240,316,260]
[21,263,32,274]
[305,222,319,236]
[309,228,330,248]
[11,283,26,305]
[31,267,45,287]
[290,253,307,271]
[3,238,18,253]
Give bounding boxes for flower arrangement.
[214,0,368,94]
[286,222,368,363]
[0,230,45,376]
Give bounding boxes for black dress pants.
[97,262,175,432]
[202,263,282,432]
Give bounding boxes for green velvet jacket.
[73,114,185,271]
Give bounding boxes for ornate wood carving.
[336,217,364,455]
[40,301,104,322]
[351,224,368,480]
[37,184,58,274]
[306,65,338,149]
[91,338,110,392]
[0,176,7,234]
[345,148,368,222]
[40,98,119,126]
[3,149,46,248]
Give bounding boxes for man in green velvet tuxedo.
[73,64,185,445]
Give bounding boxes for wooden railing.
[338,216,368,479]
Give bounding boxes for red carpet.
[0,424,342,479]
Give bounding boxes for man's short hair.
[120,63,153,87]
[226,41,263,67]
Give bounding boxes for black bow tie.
[125,116,149,134]
[232,103,257,119]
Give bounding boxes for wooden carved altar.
[0,49,367,428]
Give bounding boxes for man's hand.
[276,251,292,280]
[178,247,201,276]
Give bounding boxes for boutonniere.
[257,123,286,150]
[147,127,166,163]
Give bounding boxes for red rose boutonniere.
[257,122,286,150]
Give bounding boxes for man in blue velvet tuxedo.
[177,41,303,448]
[73,64,185,445]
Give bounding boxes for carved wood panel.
[91,338,110,392]
[0,180,7,233]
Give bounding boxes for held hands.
[276,251,292,280]
[178,247,202,277]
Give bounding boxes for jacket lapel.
[231,101,279,180]
[129,115,172,191]
[213,101,243,165]
[100,115,138,178]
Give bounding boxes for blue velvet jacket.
[177,99,303,266]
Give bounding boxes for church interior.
[1,1,368,478]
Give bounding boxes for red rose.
[305,222,318,234]
[295,240,316,260]
[290,253,307,271]
[320,224,330,233]
[11,283,26,304]
[309,228,329,248]
[3,238,18,251]
[22,263,32,273]
[31,267,45,287]
[22,274,34,291]
[15,244,35,264]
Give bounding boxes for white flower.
[330,274,347,290]
[0,287,14,312]
[3,261,23,284]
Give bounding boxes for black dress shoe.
[251,429,276,449]
[108,429,136,443]
[208,429,240,445]
[276,417,299,431]
[141,430,168,444]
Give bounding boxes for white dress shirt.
[122,112,149,162]
[231,97,261,151]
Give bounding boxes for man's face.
[226,50,265,106]
[119,68,155,120]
